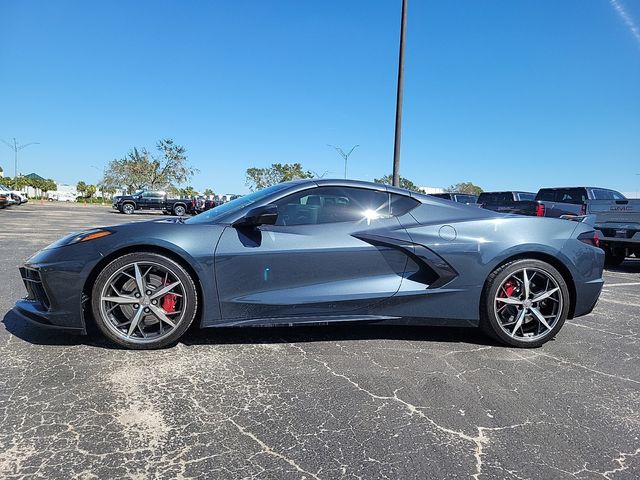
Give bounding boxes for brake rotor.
[120,274,164,326]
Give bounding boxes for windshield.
[186,183,292,224]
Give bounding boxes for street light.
[392,0,408,187]
[327,144,359,179]
[1,138,40,190]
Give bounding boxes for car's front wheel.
[173,204,186,216]
[121,203,135,215]
[91,252,198,349]
[480,259,570,348]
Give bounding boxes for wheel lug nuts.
[144,307,150,313]
[146,291,152,295]
[151,300,157,305]
[134,304,139,309]
[135,293,141,298]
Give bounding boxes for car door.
[213,186,418,322]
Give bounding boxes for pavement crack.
[227,418,322,480]
[602,448,640,479]
[312,355,530,480]
[528,351,640,385]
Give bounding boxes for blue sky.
[1,0,639,194]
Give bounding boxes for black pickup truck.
[429,192,478,204]
[112,190,194,216]
[477,191,538,215]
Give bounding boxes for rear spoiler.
[559,214,596,227]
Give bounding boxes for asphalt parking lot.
[1,203,639,479]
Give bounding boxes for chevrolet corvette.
[14,179,604,349]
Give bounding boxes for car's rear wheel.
[173,204,186,216]
[480,259,570,348]
[122,203,135,215]
[604,247,626,267]
[91,252,198,349]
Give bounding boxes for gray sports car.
[14,179,604,349]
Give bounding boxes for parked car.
[15,179,604,350]
[0,187,25,205]
[0,188,15,207]
[429,192,478,204]
[112,190,195,216]
[48,192,77,202]
[195,195,220,213]
[477,191,538,215]
[535,187,640,266]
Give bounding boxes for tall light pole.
[327,144,359,179]
[392,0,408,187]
[1,138,39,190]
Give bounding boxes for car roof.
[538,187,614,191]
[480,191,535,195]
[284,178,424,199]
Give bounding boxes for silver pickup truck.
[535,187,640,266]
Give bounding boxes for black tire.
[480,259,570,348]
[90,252,198,349]
[121,202,135,215]
[173,204,186,216]
[604,248,626,267]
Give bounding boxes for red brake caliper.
[503,280,516,298]
[162,293,177,313]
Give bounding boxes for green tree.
[43,179,57,194]
[104,139,197,193]
[245,163,314,191]
[203,188,215,196]
[374,174,422,193]
[86,184,97,198]
[180,186,198,197]
[76,181,87,198]
[445,182,483,195]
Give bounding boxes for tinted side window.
[591,189,613,200]
[558,188,587,204]
[517,193,535,201]
[536,190,554,201]
[430,193,451,200]
[479,193,511,204]
[143,191,164,198]
[455,195,477,204]
[591,189,625,200]
[390,194,420,216]
[274,187,391,226]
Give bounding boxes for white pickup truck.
[535,187,640,266]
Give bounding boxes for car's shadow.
[2,310,497,349]
[605,257,640,274]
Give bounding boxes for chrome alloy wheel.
[493,267,563,341]
[99,261,187,344]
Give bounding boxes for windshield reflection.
[185,183,291,224]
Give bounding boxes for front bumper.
[14,242,103,333]
[13,299,86,334]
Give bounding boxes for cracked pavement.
[1,203,639,479]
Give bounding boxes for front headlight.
[43,229,114,250]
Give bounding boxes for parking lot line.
[597,297,640,308]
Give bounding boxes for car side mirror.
[233,204,278,228]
